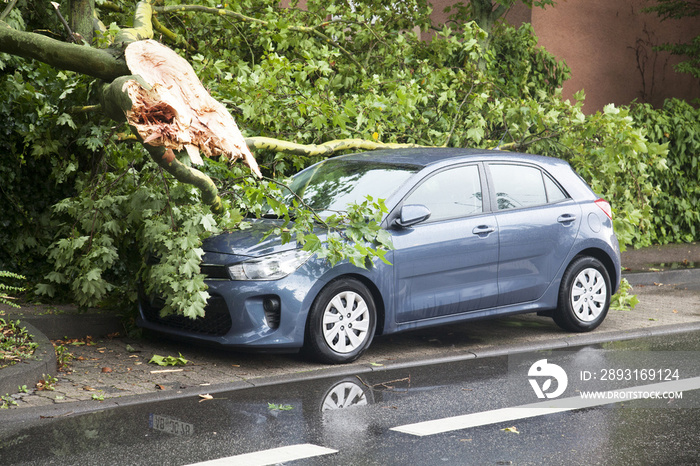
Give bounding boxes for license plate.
[149,414,194,436]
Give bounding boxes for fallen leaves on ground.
[52,336,96,347]
[149,353,189,366]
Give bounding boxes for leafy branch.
[152,4,364,69]
[0,271,25,309]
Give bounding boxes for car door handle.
[557,214,577,224]
[472,225,496,236]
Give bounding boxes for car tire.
[553,256,611,332]
[304,278,377,364]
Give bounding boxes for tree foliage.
[643,0,700,20]
[631,99,700,243]
[643,0,700,79]
[0,0,689,319]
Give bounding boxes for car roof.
[335,147,568,169]
[330,148,592,201]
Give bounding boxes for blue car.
[138,148,621,364]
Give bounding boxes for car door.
[486,163,581,306]
[390,164,499,323]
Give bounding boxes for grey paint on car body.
[137,148,622,363]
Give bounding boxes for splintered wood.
[123,39,260,176]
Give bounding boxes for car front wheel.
[553,256,611,332]
[304,278,377,364]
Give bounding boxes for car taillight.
[595,198,613,220]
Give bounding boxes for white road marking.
[184,443,338,466]
[392,376,700,436]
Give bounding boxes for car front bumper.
[137,270,323,350]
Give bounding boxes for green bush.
[631,99,700,244]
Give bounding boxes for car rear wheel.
[304,278,376,364]
[553,256,611,332]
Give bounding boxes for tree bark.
[246,137,426,156]
[115,0,153,44]
[70,0,95,43]
[0,21,128,81]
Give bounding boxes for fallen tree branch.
[114,0,153,44]
[148,145,225,214]
[96,0,123,13]
[101,76,225,213]
[122,40,260,174]
[492,133,560,152]
[50,2,78,43]
[71,104,102,113]
[245,137,426,156]
[152,15,196,52]
[0,21,129,81]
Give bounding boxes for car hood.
[202,219,296,257]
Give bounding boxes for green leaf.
[149,353,189,366]
[267,403,294,411]
[56,113,76,129]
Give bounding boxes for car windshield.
[287,159,420,218]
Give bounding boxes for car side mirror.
[395,204,431,228]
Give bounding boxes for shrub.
[631,99,700,244]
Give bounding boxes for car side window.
[404,165,482,221]
[544,174,568,203]
[489,164,549,210]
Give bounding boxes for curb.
[624,268,700,286]
[1,311,122,404]
[6,312,123,340]
[0,321,56,398]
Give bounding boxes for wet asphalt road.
[2,330,700,465]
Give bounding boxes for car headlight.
[227,249,312,281]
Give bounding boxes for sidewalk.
[2,243,699,420]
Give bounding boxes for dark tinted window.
[404,165,482,221]
[490,164,547,210]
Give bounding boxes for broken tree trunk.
[123,39,260,175]
[100,39,260,213]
